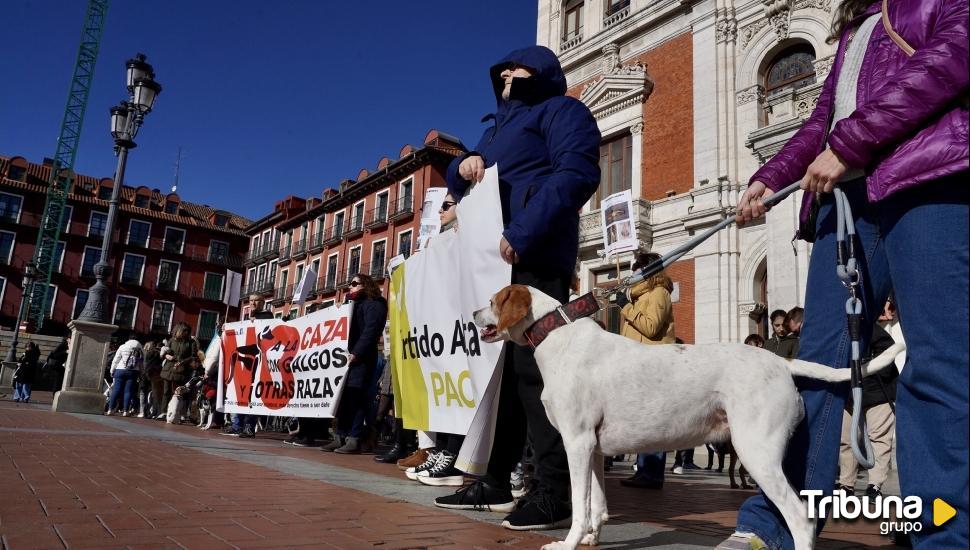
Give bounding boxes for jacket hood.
[490,45,567,105]
[630,275,673,300]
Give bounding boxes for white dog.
[474,285,905,550]
[166,386,189,425]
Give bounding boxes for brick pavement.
[0,393,902,549]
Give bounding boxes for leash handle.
[613,181,803,294]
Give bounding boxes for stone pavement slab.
[0,393,902,549]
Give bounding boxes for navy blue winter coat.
[446,45,601,276]
[346,295,387,388]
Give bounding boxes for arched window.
[765,44,816,96]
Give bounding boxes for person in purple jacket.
[723,1,968,549]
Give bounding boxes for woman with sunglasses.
[325,274,388,454]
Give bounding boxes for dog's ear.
[495,285,532,333]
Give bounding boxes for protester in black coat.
[324,274,387,455]
[13,342,41,402]
[45,338,69,391]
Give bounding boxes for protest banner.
[217,304,352,417]
[600,189,637,258]
[389,166,510,440]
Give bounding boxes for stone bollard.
[51,319,117,414]
[0,361,16,390]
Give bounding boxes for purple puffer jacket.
[751,0,969,227]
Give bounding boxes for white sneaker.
[406,451,442,481]
[672,466,684,474]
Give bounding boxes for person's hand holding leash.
[801,148,848,194]
[500,236,520,264]
[458,155,485,183]
[735,181,775,226]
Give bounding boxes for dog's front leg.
[581,454,608,546]
[542,435,595,550]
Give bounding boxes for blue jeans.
[13,382,31,402]
[635,452,666,482]
[232,414,257,431]
[108,370,139,413]
[736,177,968,549]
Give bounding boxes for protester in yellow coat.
[616,252,676,345]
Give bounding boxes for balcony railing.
[191,287,224,302]
[292,238,308,259]
[308,230,325,253]
[388,196,413,221]
[364,205,389,229]
[245,239,280,265]
[319,273,337,293]
[561,32,583,52]
[603,3,630,28]
[272,284,288,306]
[323,225,343,246]
[344,216,365,239]
[279,242,292,261]
[241,279,274,297]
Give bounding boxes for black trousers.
[484,265,571,498]
[336,387,366,436]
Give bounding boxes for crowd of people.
[6,1,968,545]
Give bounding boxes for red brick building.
[241,130,463,319]
[0,155,251,345]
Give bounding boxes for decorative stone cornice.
[736,85,766,106]
[813,55,835,79]
[579,44,654,120]
[631,122,644,135]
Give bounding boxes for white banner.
[223,270,243,307]
[217,304,352,417]
[292,267,317,305]
[417,187,448,251]
[390,166,510,436]
[600,190,637,258]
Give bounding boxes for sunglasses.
[350,281,361,287]
[440,201,456,211]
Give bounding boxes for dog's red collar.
[524,292,601,349]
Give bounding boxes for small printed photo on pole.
[606,224,618,245]
[605,201,630,224]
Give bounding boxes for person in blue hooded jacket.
[434,45,600,531]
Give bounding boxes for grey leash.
[834,187,877,469]
[608,180,877,469]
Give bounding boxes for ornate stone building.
[537,0,836,343]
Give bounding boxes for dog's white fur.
[475,285,905,550]
[166,386,189,425]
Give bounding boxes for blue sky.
[0,1,538,220]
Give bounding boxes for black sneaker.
[405,450,442,481]
[417,451,464,487]
[221,429,241,437]
[434,480,515,513]
[865,484,882,498]
[501,486,571,530]
[239,427,256,439]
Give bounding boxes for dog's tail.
[786,342,905,383]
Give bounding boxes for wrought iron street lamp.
[4,262,38,363]
[76,54,161,324]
